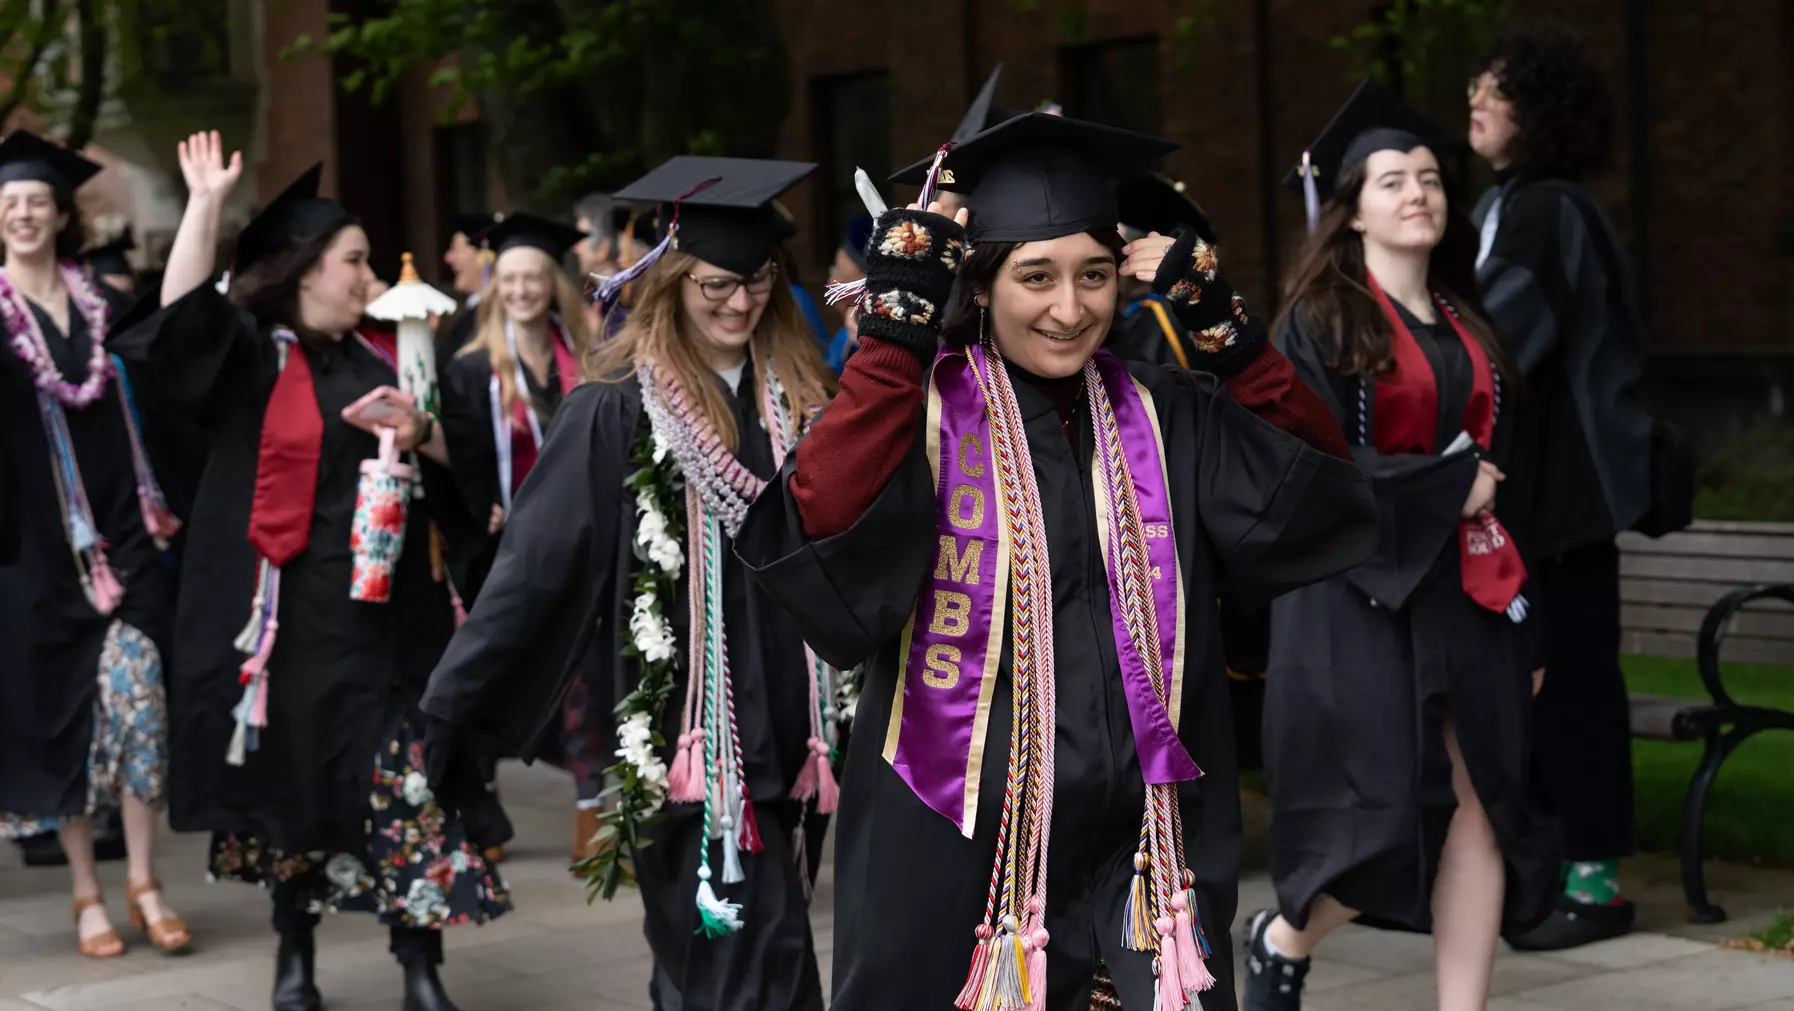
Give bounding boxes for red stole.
[504,327,580,494]
[1365,274,1527,616]
[247,327,398,565]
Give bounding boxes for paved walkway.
[2,761,1792,1011]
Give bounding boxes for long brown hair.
[586,249,835,452]
[228,221,360,345]
[457,249,593,424]
[1272,157,1515,386]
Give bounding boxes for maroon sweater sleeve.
[1221,344,1354,461]
[791,337,925,540]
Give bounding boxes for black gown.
[1265,302,1557,935]
[108,285,509,927]
[0,286,173,826]
[421,369,825,1011]
[436,344,569,602]
[735,357,1378,1011]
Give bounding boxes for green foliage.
[1330,0,1505,91]
[1172,0,1221,77]
[1695,420,1794,523]
[1753,909,1794,951]
[1625,654,1794,866]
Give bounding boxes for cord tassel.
[721,813,745,885]
[1123,851,1155,951]
[813,742,839,815]
[694,869,742,937]
[953,927,996,1010]
[84,549,123,615]
[668,730,704,803]
[1171,890,1213,993]
[737,794,764,854]
[1156,921,1185,1011]
[1023,925,1049,1011]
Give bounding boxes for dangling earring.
[979,304,988,345]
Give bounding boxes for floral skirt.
[0,621,167,838]
[208,708,512,930]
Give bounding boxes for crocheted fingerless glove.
[855,208,967,363]
[1152,227,1268,378]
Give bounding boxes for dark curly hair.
[1476,21,1615,178]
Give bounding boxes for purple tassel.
[593,230,673,310]
[1301,149,1320,236]
[916,143,955,210]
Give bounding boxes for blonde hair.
[586,249,835,453]
[458,250,593,426]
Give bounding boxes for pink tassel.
[448,582,468,628]
[1024,926,1049,1011]
[668,731,705,803]
[1156,920,1184,1011]
[737,794,764,854]
[788,739,820,803]
[86,550,124,615]
[814,746,839,815]
[1171,891,1213,993]
[248,673,271,728]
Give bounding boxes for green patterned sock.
[1564,860,1622,905]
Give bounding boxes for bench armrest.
[1697,582,1794,708]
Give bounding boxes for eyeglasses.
[686,264,779,302]
[1467,74,1509,103]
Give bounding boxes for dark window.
[810,72,891,276]
[1058,36,1160,134]
[141,0,231,80]
[435,121,490,255]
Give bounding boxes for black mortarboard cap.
[953,65,1005,144]
[0,131,101,191]
[1115,173,1217,244]
[613,156,816,276]
[451,212,498,246]
[233,163,355,275]
[485,212,585,258]
[891,113,1178,244]
[1282,79,1451,201]
[82,226,135,278]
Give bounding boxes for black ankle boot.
[272,931,322,1011]
[402,961,463,1011]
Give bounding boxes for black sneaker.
[1505,894,1635,952]
[1242,908,1309,1011]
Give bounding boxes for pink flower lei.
[1,261,113,406]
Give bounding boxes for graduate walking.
[422,157,838,1011]
[1243,82,1557,1011]
[736,113,1378,1011]
[111,133,509,1011]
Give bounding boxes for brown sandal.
[126,877,191,953]
[71,894,125,958]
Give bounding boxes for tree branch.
[64,0,107,150]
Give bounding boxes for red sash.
[504,326,581,494]
[247,328,398,565]
[1365,275,1527,616]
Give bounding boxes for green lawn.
[1625,654,1794,866]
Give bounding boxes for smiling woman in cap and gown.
[421,156,838,1011]
[734,112,1377,1011]
[1240,81,1557,1011]
[0,129,190,959]
[109,132,509,1011]
[436,211,609,859]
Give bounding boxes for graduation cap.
[1115,173,1217,244]
[451,212,499,246]
[891,113,1178,244]
[81,226,135,278]
[611,156,816,277]
[952,65,1007,144]
[1284,79,1451,227]
[0,131,101,191]
[234,163,355,275]
[485,212,584,258]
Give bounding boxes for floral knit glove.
[1152,227,1268,378]
[855,208,967,363]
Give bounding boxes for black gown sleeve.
[439,350,502,530]
[734,430,937,670]
[420,382,628,755]
[1476,185,1584,375]
[105,282,268,428]
[1272,314,1478,612]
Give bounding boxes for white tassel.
[233,561,270,653]
[853,167,888,218]
[225,691,251,766]
[721,814,745,884]
[695,876,744,934]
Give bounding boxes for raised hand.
[176,131,243,203]
[1119,231,1177,282]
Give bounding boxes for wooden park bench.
[1618,521,1794,923]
